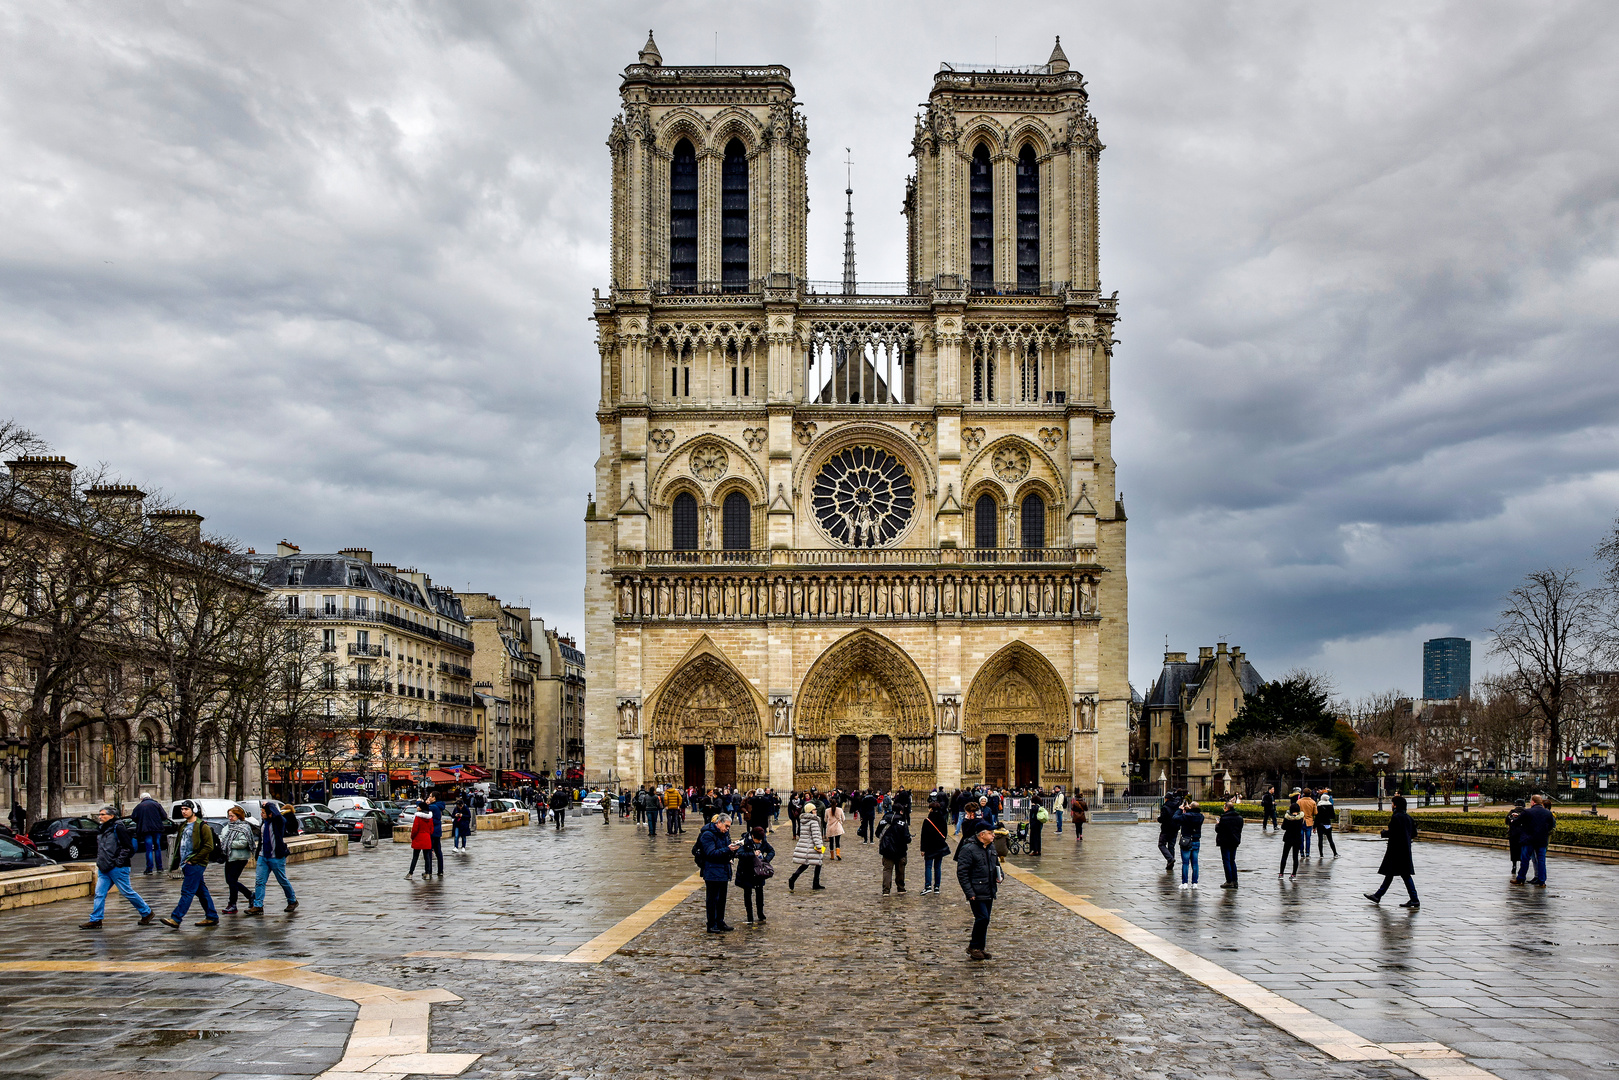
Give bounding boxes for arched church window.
[670,139,698,287]
[970,144,993,289]
[811,446,915,547]
[1016,144,1039,291]
[1021,493,1046,549]
[975,493,998,549]
[721,139,749,291]
[722,491,751,551]
[671,492,699,550]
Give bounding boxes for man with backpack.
[80,805,154,929]
[876,806,910,894]
[1157,790,1184,870]
[160,801,218,928]
[246,799,298,915]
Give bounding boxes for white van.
[326,795,373,814]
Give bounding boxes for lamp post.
[159,742,184,799]
[268,753,289,802]
[417,753,431,796]
[1296,755,1311,793]
[1455,746,1480,812]
[1373,751,1390,811]
[1323,755,1340,790]
[2,736,24,827]
[1582,740,1609,815]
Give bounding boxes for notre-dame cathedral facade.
[585,34,1128,799]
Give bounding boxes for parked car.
[0,824,41,853]
[27,816,100,861]
[294,803,335,820]
[485,798,526,814]
[331,808,393,842]
[295,812,336,834]
[374,801,417,826]
[326,795,373,814]
[0,834,53,871]
[576,791,607,813]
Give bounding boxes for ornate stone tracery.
[646,650,765,790]
[963,641,1070,743]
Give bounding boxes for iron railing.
[616,546,1098,569]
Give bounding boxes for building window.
[722,491,751,551]
[974,494,998,549]
[288,566,303,586]
[670,138,698,285]
[286,594,300,615]
[1198,724,1212,753]
[324,595,337,615]
[721,138,749,290]
[969,143,993,287]
[138,735,153,786]
[1016,143,1039,290]
[1152,742,1160,760]
[64,736,80,787]
[972,342,994,403]
[1020,493,1045,549]
[322,629,336,652]
[672,492,699,550]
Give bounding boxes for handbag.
[752,852,775,879]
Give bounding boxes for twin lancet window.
[974,492,1047,550]
[668,138,749,290]
[671,490,753,551]
[969,142,1041,292]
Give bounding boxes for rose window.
[811,446,915,547]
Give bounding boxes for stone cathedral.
[585,34,1128,799]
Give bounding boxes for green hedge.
[1346,810,1619,851]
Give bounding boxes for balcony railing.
[438,661,472,679]
[348,643,382,657]
[440,692,473,707]
[615,546,1098,569]
[281,608,472,651]
[347,679,391,693]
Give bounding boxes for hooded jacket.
[95,817,135,873]
[955,834,999,900]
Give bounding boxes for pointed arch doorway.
[795,630,935,792]
[644,639,766,792]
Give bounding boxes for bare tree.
[1492,568,1602,790]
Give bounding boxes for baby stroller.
[1007,821,1029,855]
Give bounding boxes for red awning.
[426,769,462,784]
[388,769,416,781]
[267,769,324,783]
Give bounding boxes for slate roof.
[1146,654,1265,712]
[249,553,469,625]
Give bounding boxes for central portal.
[868,734,892,792]
[683,744,704,790]
[793,630,938,793]
[835,736,859,790]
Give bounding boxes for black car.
[27,816,100,861]
[0,834,53,871]
[332,808,392,842]
[295,813,336,835]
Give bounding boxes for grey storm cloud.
[2,1,1616,699]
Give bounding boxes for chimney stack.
[86,484,146,522]
[339,547,373,564]
[6,455,75,495]
[149,509,204,545]
[276,540,300,556]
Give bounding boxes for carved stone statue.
[770,698,792,735]
[938,695,961,733]
[617,698,641,737]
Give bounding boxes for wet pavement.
[0,811,1613,1080]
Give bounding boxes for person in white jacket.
[788,811,825,891]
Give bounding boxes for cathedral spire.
[1047,35,1069,74]
[842,148,857,295]
[638,30,662,67]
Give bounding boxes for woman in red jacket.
[406,803,436,877]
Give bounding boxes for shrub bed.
[1344,810,1619,850]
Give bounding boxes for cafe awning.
[266,769,324,783]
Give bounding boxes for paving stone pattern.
[1023,819,1619,1080]
[0,970,354,1080]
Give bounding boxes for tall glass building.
[1423,637,1471,700]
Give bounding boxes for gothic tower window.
[1021,493,1046,549]
[721,139,749,291]
[975,493,998,549]
[670,139,698,287]
[672,492,699,550]
[970,143,993,288]
[1016,144,1039,291]
[722,491,751,550]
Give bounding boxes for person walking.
[1279,797,1305,878]
[1514,794,1556,886]
[787,806,825,891]
[734,825,774,924]
[131,791,166,875]
[956,825,999,961]
[247,799,300,911]
[824,800,845,861]
[407,802,436,876]
[698,814,741,932]
[451,798,472,852]
[919,800,950,895]
[1215,800,1244,888]
[1027,792,1047,856]
[1157,791,1183,871]
[1071,792,1088,840]
[1505,798,1529,881]
[219,806,256,913]
[1296,789,1316,857]
[858,791,879,844]
[1051,786,1065,834]
[80,805,154,929]
[1260,786,1277,831]
[1316,789,1339,857]
[877,805,910,894]
[602,792,613,824]
[549,787,569,830]
[641,786,661,836]
[1365,794,1420,907]
[664,784,684,834]
[787,792,803,838]
[160,801,218,929]
[1173,799,1205,889]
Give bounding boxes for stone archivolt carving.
[648,653,764,788]
[963,642,1070,745]
[792,631,935,789]
[992,445,1031,482]
[690,444,728,482]
[613,568,1099,623]
[649,429,675,453]
[743,427,767,452]
[962,427,985,452]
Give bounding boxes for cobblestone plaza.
[1,818,1614,1080]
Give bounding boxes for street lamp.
[268,753,289,801]
[1323,755,1340,789]
[159,742,184,797]
[1296,755,1311,792]
[1455,745,1480,812]
[1372,751,1390,811]
[2,736,24,826]
[1581,740,1609,815]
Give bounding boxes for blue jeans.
[1220,846,1238,884]
[1180,840,1200,884]
[1517,844,1547,884]
[453,828,468,849]
[171,864,216,921]
[254,856,296,906]
[90,867,151,921]
[1054,810,1062,832]
[953,811,962,835]
[139,834,160,873]
[1302,824,1313,855]
[645,807,660,835]
[923,851,945,890]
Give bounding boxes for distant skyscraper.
[1423,637,1471,700]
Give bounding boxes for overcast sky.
[4,1,1617,700]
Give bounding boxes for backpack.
[1036,806,1050,823]
[208,822,227,864]
[692,834,706,868]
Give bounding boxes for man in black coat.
[1514,795,1557,886]
[1157,791,1183,870]
[549,787,569,830]
[131,792,167,875]
[1365,794,1419,907]
[81,806,154,929]
[956,825,999,960]
[1215,801,1245,888]
[876,808,910,894]
[1504,799,1528,880]
[1260,786,1277,831]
